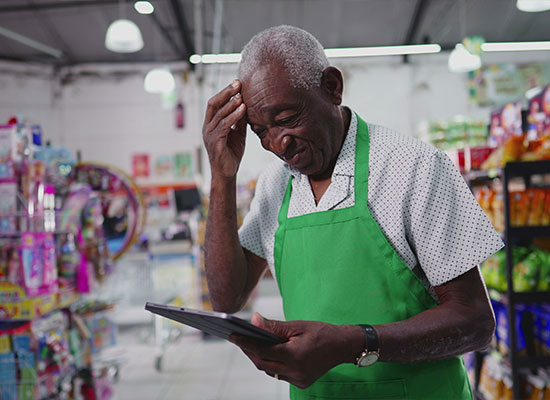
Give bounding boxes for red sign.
[132,154,150,178]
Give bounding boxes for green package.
[514,251,542,292]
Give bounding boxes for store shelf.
[469,160,550,399]
[510,291,550,304]
[515,356,550,369]
[488,288,550,304]
[464,168,501,184]
[507,226,550,238]
[0,282,78,321]
[504,160,550,178]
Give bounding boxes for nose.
[263,127,292,157]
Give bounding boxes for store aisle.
[113,278,289,400]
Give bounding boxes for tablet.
[145,302,288,345]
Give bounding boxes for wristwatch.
[355,324,380,367]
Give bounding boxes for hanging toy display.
[68,162,146,261]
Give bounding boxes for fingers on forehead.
[205,81,241,120]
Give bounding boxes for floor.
[109,277,289,400]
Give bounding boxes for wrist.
[338,325,368,364]
[211,173,237,187]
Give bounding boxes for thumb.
[252,312,289,337]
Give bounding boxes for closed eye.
[276,115,297,126]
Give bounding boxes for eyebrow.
[246,102,303,125]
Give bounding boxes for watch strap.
[358,324,379,352]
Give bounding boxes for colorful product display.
[0,119,124,399]
[474,187,550,232]
[482,247,550,292]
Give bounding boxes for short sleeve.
[238,161,288,267]
[406,150,504,286]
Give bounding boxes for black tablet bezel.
[145,302,288,345]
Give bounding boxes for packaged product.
[501,135,526,166]
[497,304,510,356]
[537,251,550,291]
[502,374,513,400]
[525,374,546,400]
[536,308,550,356]
[465,146,495,171]
[492,192,505,232]
[528,189,547,226]
[0,181,17,233]
[514,251,542,292]
[543,192,550,226]
[481,146,504,170]
[479,354,505,400]
[537,368,550,400]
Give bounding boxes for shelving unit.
[502,161,550,399]
[465,160,550,399]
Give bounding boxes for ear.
[320,66,344,105]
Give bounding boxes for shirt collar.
[284,109,357,178]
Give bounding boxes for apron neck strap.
[354,114,370,206]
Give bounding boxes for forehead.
[241,63,306,120]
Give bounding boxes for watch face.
[358,352,379,367]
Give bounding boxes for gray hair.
[238,25,330,90]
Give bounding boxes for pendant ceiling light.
[105,19,144,53]
[134,1,155,14]
[448,44,481,73]
[516,0,550,12]
[144,68,175,94]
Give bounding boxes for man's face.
[241,62,342,179]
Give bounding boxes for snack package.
[525,374,546,400]
[497,303,510,356]
[542,190,550,226]
[514,251,542,292]
[536,251,550,291]
[501,135,526,166]
[502,374,513,400]
[480,354,505,400]
[528,189,546,226]
[492,192,505,232]
[519,190,534,226]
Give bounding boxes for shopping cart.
[101,240,199,371]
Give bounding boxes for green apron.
[273,114,473,400]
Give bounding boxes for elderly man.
[202,25,503,400]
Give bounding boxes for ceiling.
[0,0,549,67]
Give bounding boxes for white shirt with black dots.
[238,110,504,292]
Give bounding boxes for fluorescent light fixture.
[134,1,154,14]
[324,44,441,58]
[189,44,441,64]
[189,53,242,64]
[144,68,175,93]
[448,43,481,73]
[105,19,144,53]
[516,0,550,12]
[482,41,550,52]
[526,86,543,99]
[189,54,202,64]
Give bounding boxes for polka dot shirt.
[238,111,504,290]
